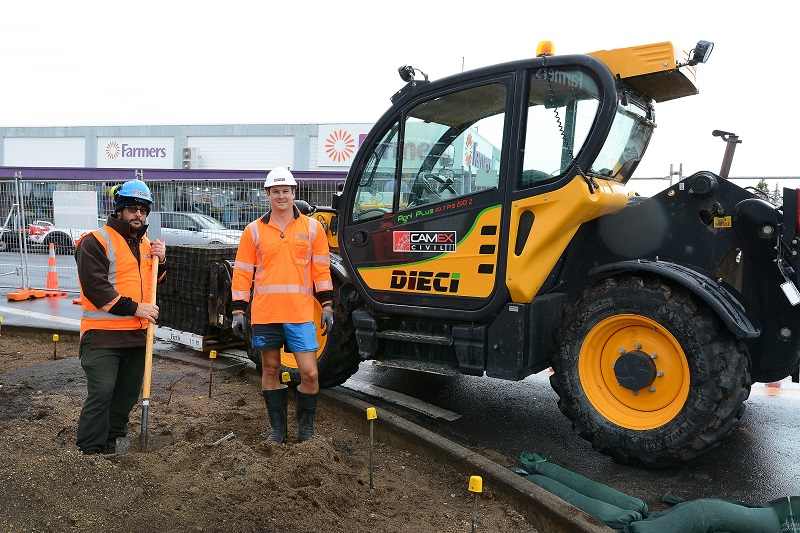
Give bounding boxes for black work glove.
[320,308,333,336]
[232,313,246,339]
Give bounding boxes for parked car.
[28,220,98,255]
[0,227,13,252]
[0,220,75,254]
[152,212,241,246]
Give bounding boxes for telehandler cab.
[246,39,800,467]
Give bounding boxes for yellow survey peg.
[367,407,378,495]
[0,316,3,336]
[468,475,483,493]
[469,475,483,533]
[52,334,59,360]
[208,350,217,397]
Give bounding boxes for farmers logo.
[393,231,456,252]
[106,141,121,159]
[324,129,356,163]
[104,141,167,160]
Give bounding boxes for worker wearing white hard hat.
[263,166,297,188]
[231,167,334,444]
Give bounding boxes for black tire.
[245,281,360,388]
[45,233,75,255]
[551,275,751,468]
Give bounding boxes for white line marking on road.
[0,305,81,326]
[341,378,461,421]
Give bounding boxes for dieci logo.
[389,270,460,293]
[393,231,456,252]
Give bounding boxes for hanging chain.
[540,55,597,194]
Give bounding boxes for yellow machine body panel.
[587,41,676,78]
[356,205,501,299]
[506,177,629,302]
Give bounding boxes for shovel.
[139,248,161,450]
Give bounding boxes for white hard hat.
[264,167,297,188]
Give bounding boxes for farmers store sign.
[97,137,174,168]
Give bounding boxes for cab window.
[518,67,600,189]
[400,83,506,210]
[351,123,401,222]
[351,82,507,223]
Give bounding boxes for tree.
[756,178,769,194]
[772,183,782,205]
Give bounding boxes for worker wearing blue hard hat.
[73,178,167,455]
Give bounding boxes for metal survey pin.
[366,407,378,496]
[469,475,483,532]
[208,350,217,397]
[212,432,236,445]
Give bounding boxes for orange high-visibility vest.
[232,214,332,324]
[78,226,155,336]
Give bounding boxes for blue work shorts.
[252,322,318,353]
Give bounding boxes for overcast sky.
[0,1,795,182]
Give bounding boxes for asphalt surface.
[0,292,611,533]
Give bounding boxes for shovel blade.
[140,401,149,451]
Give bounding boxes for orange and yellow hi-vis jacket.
[232,209,333,324]
[77,226,155,337]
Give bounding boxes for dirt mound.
[0,331,535,532]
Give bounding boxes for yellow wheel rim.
[279,301,328,369]
[578,314,690,430]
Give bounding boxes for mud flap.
[487,303,529,380]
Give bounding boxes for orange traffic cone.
[45,242,67,297]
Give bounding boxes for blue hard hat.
[114,179,153,213]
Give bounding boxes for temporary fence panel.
[0,169,346,293]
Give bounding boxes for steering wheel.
[422,172,457,195]
[410,172,456,205]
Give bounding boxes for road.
[340,362,800,512]
[0,250,79,292]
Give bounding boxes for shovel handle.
[141,249,160,400]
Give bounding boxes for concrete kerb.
[3,324,81,344]
[321,387,613,533]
